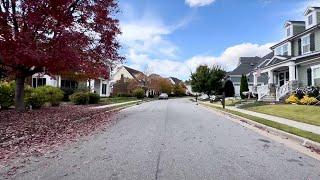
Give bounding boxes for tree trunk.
[15,76,26,111]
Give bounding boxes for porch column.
[253,73,258,86]
[289,64,296,81]
[268,70,274,84]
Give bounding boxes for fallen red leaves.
[0,105,116,164]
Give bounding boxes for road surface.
[9,99,320,179]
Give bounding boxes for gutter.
[271,23,320,49]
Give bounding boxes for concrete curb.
[92,100,142,110]
[199,103,320,154]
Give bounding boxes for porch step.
[259,95,276,102]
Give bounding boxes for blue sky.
[117,0,320,80]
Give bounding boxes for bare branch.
[11,0,19,33]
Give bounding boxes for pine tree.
[240,75,249,99]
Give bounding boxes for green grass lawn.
[202,103,320,143]
[100,96,138,105]
[244,104,320,126]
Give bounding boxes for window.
[102,84,107,95]
[308,14,313,26]
[275,47,282,55]
[314,67,320,79]
[301,35,310,54]
[286,27,291,37]
[283,44,289,56]
[32,78,46,88]
[61,80,78,89]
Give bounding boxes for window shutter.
[298,39,302,55]
[307,68,312,86]
[310,33,315,52]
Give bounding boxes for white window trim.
[274,42,291,56]
[283,44,289,55]
[286,27,291,37]
[311,64,320,86]
[301,34,311,55]
[306,11,317,29]
[308,14,313,26]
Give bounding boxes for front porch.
[253,61,298,101]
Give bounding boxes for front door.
[278,71,289,86]
[279,72,285,86]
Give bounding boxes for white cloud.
[126,43,274,80]
[119,20,178,58]
[185,0,216,7]
[118,3,273,80]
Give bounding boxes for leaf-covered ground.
[0,105,116,164]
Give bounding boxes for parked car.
[159,93,168,100]
[198,94,209,101]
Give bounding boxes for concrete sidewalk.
[202,102,320,135]
[91,100,142,110]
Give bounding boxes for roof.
[304,7,320,16]
[169,77,183,85]
[256,52,274,68]
[123,66,143,77]
[295,51,320,64]
[284,21,305,27]
[228,56,262,76]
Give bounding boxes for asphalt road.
[11,99,320,180]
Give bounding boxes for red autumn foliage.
[0,105,117,164]
[0,0,124,110]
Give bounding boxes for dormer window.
[308,14,313,26]
[286,27,291,37]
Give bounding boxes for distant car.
[159,93,168,100]
[198,94,209,101]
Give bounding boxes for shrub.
[0,81,15,109]
[25,88,47,109]
[70,92,100,105]
[285,94,300,104]
[116,93,132,97]
[61,87,76,101]
[88,93,100,104]
[133,88,145,99]
[294,88,305,99]
[300,95,318,105]
[42,86,64,106]
[70,92,89,105]
[304,86,319,98]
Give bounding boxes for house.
[112,66,146,83]
[228,56,270,97]
[252,6,320,101]
[168,77,183,85]
[31,68,113,97]
[111,66,161,97]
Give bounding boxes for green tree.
[173,84,185,96]
[224,80,235,97]
[240,74,249,99]
[190,65,226,97]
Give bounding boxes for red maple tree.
[0,0,123,111]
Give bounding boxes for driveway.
[7,99,320,180]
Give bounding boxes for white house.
[31,73,112,97]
